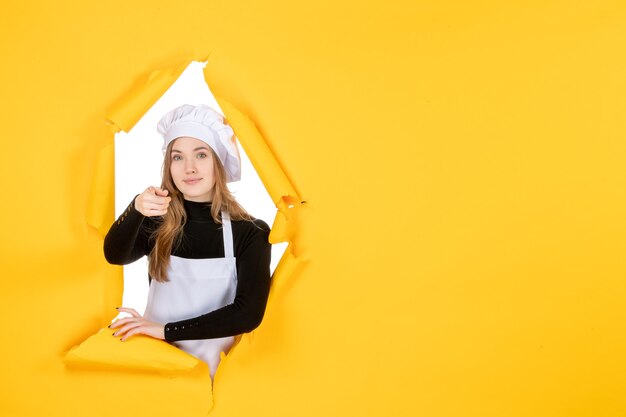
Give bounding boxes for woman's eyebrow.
[171,147,210,153]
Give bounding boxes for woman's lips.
[183,178,202,185]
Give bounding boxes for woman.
[103,104,272,378]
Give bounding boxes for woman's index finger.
[116,307,141,317]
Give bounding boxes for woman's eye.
[197,153,207,159]
[172,155,182,161]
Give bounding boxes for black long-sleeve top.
[103,197,272,343]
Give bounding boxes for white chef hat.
[157,104,241,182]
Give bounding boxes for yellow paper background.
[1,1,626,416]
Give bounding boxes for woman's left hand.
[109,307,165,341]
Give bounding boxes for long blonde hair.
[148,140,254,282]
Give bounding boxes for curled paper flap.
[215,98,301,206]
[64,328,201,374]
[105,60,192,133]
[268,245,306,301]
[86,144,115,236]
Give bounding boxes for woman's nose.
[185,161,197,174]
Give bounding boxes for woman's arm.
[163,219,272,341]
[103,187,170,264]
[103,196,151,265]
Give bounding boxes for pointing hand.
[134,186,171,217]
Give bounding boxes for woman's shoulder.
[252,217,270,231]
[232,216,271,235]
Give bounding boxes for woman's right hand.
[133,186,171,217]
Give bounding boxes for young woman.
[103,104,272,378]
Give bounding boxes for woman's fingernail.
[107,325,111,328]
[112,332,117,336]
[115,307,120,309]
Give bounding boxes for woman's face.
[169,136,216,202]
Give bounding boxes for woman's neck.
[183,199,214,221]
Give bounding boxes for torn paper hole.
[74,59,306,412]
